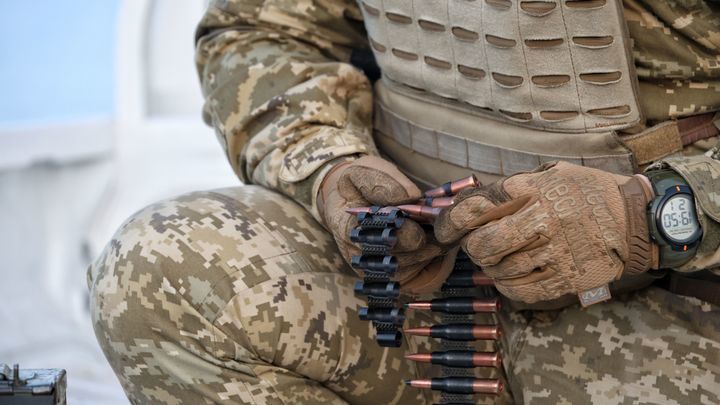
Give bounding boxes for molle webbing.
[359,0,642,133]
[374,80,636,177]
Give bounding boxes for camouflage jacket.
[195,0,720,273]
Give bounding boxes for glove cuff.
[316,158,360,227]
[618,175,658,276]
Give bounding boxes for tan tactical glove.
[434,161,657,304]
[318,156,450,292]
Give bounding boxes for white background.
[0,1,238,403]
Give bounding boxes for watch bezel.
[653,185,703,251]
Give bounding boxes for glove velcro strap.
[618,176,655,276]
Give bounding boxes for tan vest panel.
[360,0,642,134]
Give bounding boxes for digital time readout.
[659,194,699,243]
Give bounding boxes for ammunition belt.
[350,177,504,403]
[438,252,499,404]
[352,207,408,347]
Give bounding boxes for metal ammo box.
[0,364,66,405]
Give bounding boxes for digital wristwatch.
[644,169,703,269]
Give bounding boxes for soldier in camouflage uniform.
[87,0,720,403]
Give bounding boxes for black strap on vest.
[667,272,720,307]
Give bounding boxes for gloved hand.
[434,161,657,304]
[318,156,449,290]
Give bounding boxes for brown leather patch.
[458,65,486,80]
[452,26,480,41]
[677,112,720,146]
[418,19,445,32]
[520,1,557,16]
[486,34,517,48]
[424,56,452,70]
[572,36,614,47]
[531,75,570,87]
[579,71,622,84]
[524,38,564,48]
[492,72,524,87]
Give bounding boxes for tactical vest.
[358,0,718,188]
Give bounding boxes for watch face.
[659,194,699,243]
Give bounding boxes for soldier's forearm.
[195,1,378,217]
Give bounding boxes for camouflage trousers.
[88,186,720,404]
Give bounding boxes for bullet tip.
[403,379,412,386]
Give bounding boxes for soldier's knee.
[88,185,345,346]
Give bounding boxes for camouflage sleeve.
[195,0,378,221]
[647,146,720,274]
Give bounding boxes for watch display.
[645,169,703,268]
[659,193,699,244]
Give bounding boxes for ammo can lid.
[0,363,66,396]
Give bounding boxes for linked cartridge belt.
[349,177,505,403]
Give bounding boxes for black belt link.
[351,207,407,347]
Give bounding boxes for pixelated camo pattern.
[86,0,720,403]
[625,0,720,123]
[194,0,720,220]
[500,287,720,404]
[195,0,378,218]
[89,186,720,404]
[89,186,429,404]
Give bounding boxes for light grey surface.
[0,158,128,404]
[0,2,235,403]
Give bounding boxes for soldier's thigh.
[501,287,720,404]
[87,186,428,404]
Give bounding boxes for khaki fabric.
[88,186,505,405]
[624,0,720,123]
[194,0,720,233]
[373,80,636,177]
[359,0,642,133]
[499,287,720,404]
[88,186,720,404]
[88,0,720,403]
[195,1,378,222]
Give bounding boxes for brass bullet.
[423,175,479,198]
[406,297,500,314]
[404,324,502,341]
[405,350,502,368]
[419,196,455,208]
[396,205,442,219]
[404,378,504,395]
